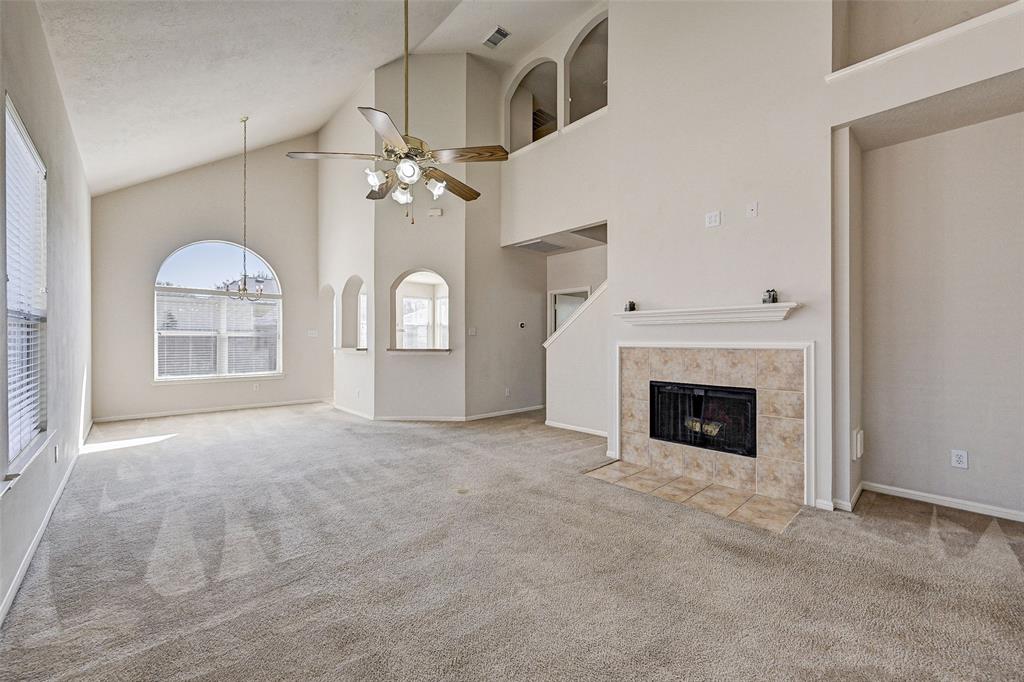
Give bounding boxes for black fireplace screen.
[649,381,757,458]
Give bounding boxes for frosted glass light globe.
[395,158,422,184]
[391,185,413,205]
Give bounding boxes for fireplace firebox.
[649,381,757,458]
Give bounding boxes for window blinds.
[5,102,48,463]
[154,290,280,379]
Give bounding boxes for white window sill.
[385,348,452,355]
[2,430,57,498]
[153,372,285,387]
[337,347,369,354]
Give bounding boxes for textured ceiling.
[37,0,460,195]
[37,0,598,196]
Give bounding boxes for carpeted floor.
[1,403,1022,680]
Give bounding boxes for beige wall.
[318,77,376,418]
[372,54,468,419]
[91,136,324,420]
[465,55,547,418]
[836,0,1014,69]
[545,289,607,436]
[606,1,834,505]
[831,127,864,505]
[1,0,93,618]
[861,113,1024,513]
[547,245,607,295]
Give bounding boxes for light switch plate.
[705,210,722,228]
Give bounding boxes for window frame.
[5,95,50,472]
[152,242,284,384]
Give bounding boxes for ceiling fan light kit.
[286,0,508,218]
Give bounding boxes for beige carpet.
[1,404,1021,680]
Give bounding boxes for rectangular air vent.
[519,240,564,254]
[483,26,510,48]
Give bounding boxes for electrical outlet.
[951,449,969,470]
[252,383,260,393]
[705,210,722,228]
[504,386,511,399]
[746,201,759,218]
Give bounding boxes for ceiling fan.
[287,0,508,207]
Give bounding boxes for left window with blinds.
[154,241,282,381]
[6,99,48,465]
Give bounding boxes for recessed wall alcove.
[832,69,1024,515]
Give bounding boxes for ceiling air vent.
[519,239,564,254]
[483,26,510,49]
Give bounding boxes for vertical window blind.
[5,101,48,463]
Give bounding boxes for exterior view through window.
[154,241,282,380]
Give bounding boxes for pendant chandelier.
[229,115,262,302]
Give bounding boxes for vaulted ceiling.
[36,0,596,195]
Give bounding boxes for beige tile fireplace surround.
[619,346,806,505]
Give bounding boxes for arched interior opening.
[566,16,608,124]
[390,270,449,350]
[508,60,558,152]
[340,275,369,350]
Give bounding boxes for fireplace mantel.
[614,302,800,325]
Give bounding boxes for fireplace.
[650,381,757,458]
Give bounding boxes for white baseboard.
[375,405,545,423]
[334,405,374,420]
[467,405,545,421]
[833,481,864,512]
[93,399,324,423]
[862,481,1024,522]
[1,450,80,624]
[606,449,617,459]
[544,420,608,438]
[815,499,834,511]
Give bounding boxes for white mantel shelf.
[614,302,801,325]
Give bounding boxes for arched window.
[340,275,369,351]
[566,16,608,124]
[391,270,449,350]
[508,60,557,153]
[154,241,282,380]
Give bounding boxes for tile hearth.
[585,461,802,533]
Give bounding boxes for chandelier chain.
[242,115,247,286]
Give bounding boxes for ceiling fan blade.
[424,168,481,202]
[431,145,508,164]
[366,170,397,200]
[357,107,409,153]
[286,151,380,161]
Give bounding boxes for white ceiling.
[35,0,597,196]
